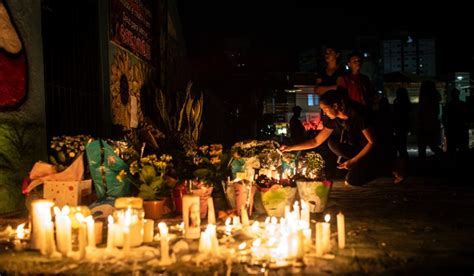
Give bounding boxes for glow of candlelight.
[325,214,331,223]
[238,242,247,250]
[16,223,26,239]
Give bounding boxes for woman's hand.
[280,145,291,152]
[337,159,355,170]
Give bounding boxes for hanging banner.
[109,0,152,62]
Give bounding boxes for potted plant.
[128,154,175,219]
[295,151,333,213]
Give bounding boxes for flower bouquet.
[295,151,333,213]
[173,144,230,218]
[49,135,91,171]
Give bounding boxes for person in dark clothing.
[442,88,469,156]
[337,52,375,109]
[417,80,444,159]
[315,46,347,96]
[280,90,388,186]
[393,87,412,159]
[290,106,306,144]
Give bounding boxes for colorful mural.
[0,0,27,109]
[110,42,151,129]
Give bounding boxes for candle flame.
[158,222,168,236]
[53,206,61,216]
[75,213,85,222]
[16,223,26,239]
[225,217,231,226]
[108,215,114,225]
[252,238,261,247]
[270,216,277,224]
[325,214,331,222]
[238,242,247,250]
[264,217,270,224]
[62,205,70,215]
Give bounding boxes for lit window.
[308,94,315,106]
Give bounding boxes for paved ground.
[1,154,474,274]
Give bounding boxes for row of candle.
[30,199,157,260]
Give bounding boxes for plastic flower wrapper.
[106,138,139,166]
[297,151,325,181]
[49,135,92,171]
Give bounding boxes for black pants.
[327,138,381,186]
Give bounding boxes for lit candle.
[315,222,323,256]
[233,215,241,228]
[301,200,310,226]
[143,219,154,243]
[54,206,72,256]
[122,208,132,257]
[322,214,331,253]
[15,223,27,240]
[94,221,103,245]
[293,201,300,221]
[225,217,232,235]
[182,195,200,239]
[106,215,115,250]
[75,213,87,259]
[207,197,216,224]
[337,212,345,249]
[42,220,56,256]
[86,216,95,248]
[31,199,54,250]
[158,222,171,265]
[241,206,249,227]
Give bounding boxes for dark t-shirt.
[290,116,305,143]
[323,106,371,150]
[317,66,347,87]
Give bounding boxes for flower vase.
[189,185,213,219]
[259,185,297,217]
[224,180,257,216]
[296,180,333,213]
[172,182,187,214]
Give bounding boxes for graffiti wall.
[0,0,46,214]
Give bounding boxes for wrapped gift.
[43,179,92,207]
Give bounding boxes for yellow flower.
[210,157,221,165]
[199,145,209,153]
[116,170,127,182]
[210,149,222,156]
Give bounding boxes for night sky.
[178,2,473,75]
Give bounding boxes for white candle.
[94,221,103,245]
[54,206,71,256]
[225,217,232,235]
[301,200,310,226]
[42,220,56,256]
[86,216,96,248]
[106,215,115,250]
[143,219,154,243]
[75,213,86,259]
[122,208,132,257]
[233,215,241,228]
[241,206,249,227]
[293,201,300,221]
[198,226,212,254]
[322,214,331,253]
[315,222,323,256]
[337,212,345,249]
[183,195,200,239]
[158,222,171,265]
[31,199,54,250]
[207,197,216,224]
